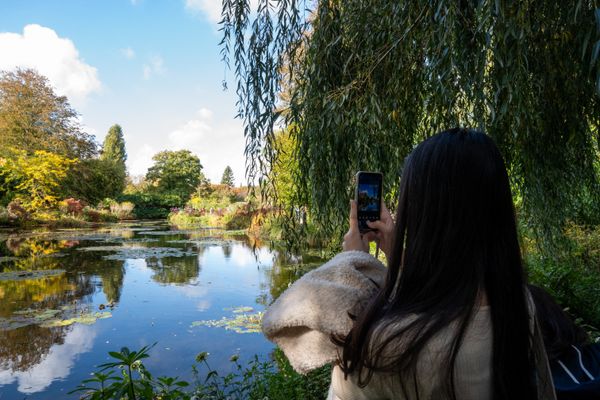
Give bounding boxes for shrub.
[223,203,254,230]
[59,198,84,216]
[72,345,330,400]
[6,200,29,220]
[110,201,135,220]
[526,222,600,332]
[118,192,180,219]
[0,206,10,225]
[83,207,118,223]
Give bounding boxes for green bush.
[109,201,135,220]
[223,203,253,230]
[526,222,600,334]
[119,192,180,219]
[83,207,118,223]
[73,345,330,400]
[0,206,11,225]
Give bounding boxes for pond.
[0,221,325,399]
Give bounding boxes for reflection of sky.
[0,229,296,399]
[0,324,96,394]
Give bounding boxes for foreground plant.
[72,345,330,399]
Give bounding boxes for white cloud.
[0,325,96,394]
[185,0,260,24]
[142,55,165,80]
[168,108,213,146]
[185,0,222,23]
[0,24,101,106]
[125,107,246,184]
[166,108,246,184]
[121,47,135,59]
[128,143,156,176]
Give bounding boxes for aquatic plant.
[191,307,263,334]
[72,345,331,400]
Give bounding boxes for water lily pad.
[41,311,112,327]
[77,245,145,251]
[137,230,190,236]
[227,306,254,314]
[0,269,66,281]
[0,305,110,330]
[166,239,236,246]
[103,247,196,260]
[191,310,263,334]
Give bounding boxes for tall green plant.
[220,0,600,251]
[100,124,127,196]
[221,165,235,187]
[145,150,205,204]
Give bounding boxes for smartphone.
[355,171,383,233]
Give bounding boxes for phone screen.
[355,172,382,232]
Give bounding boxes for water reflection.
[0,324,96,394]
[148,256,201,285]
[0,222,326,398]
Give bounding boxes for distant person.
[529,284,600,399]
[263,128,556,399]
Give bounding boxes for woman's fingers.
[343,199,368,252]
[363,230,379,242]
[349,200,359,231]
[381,202,393,222]
[366,220,386,231]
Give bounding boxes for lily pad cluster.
[0,268,65,281]
[191,306,263,334]
[166,239,236,246]
[0,304,112,330]
[77,245,195,260]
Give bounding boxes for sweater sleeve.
[261,250,386,374]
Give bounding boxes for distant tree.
[62,158,126,204]
[0,149,76,210]
[0,68,97,159]
[145,150,204,203]
[101,124,127,166]
[98,124,127,196]
[221,166,235,187]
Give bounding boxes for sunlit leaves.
[1,149,76,210]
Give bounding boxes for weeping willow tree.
[220,0,600,251]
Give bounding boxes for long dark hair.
[339,128,537,399]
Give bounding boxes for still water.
[0,221,323,399]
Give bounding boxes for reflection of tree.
[97,264,125,303]
[0,235,125,374]
[0,324,69,372]
[260,249,327,305]
[222,244,232,259]
[0,274,74,317]
[60,250,126,303]
[147,255,200,285]
[1,237,72,272]
[0,272,95,371]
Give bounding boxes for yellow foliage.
[2,149,76,210]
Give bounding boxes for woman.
[262,128,555,399]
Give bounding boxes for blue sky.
[0,0,247,184]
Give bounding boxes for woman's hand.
[366,202,395,260]
[342,200,372,253]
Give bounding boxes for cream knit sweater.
[262,250,556,400]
